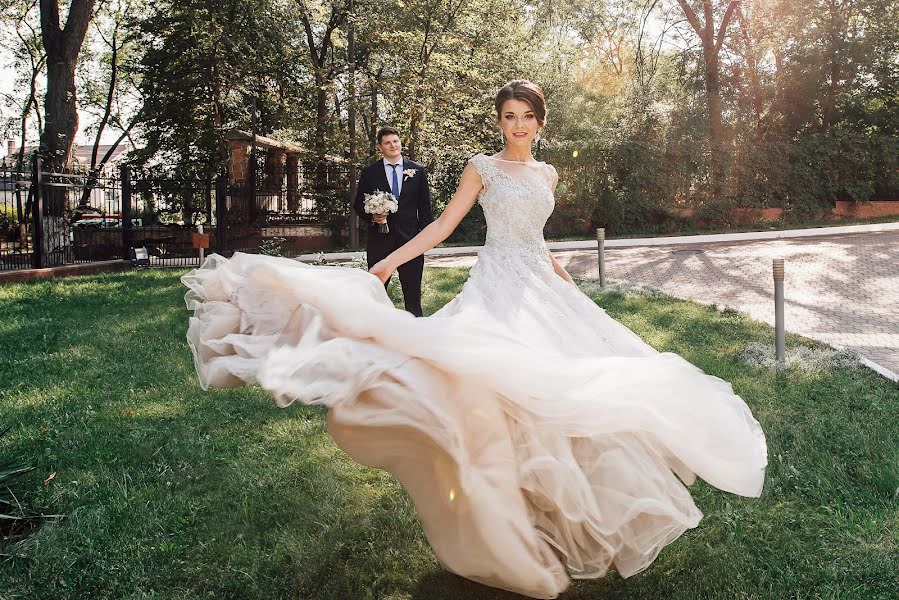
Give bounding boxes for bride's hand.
[369,259,395,284]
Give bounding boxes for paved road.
[426,230,899,378]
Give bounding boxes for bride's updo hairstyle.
[494,80,547,126]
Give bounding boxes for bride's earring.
[536,129,542,152]
[499,130,505,145]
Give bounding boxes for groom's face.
[378,134,403,162]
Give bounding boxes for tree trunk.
[676,0,739,197]
[314,74,328,190]
[41,217,72,265]
[40,0,95,173]
[737,6,763,126]
[89,31,117,173]
[369,74,380,156]
[41,58,80,221]
[208,45,229,166]
[704,43,723,151]
[39,0,95,264]
[407,93,421,161]
[820,0,842,132]
[42,58,78,169]
[296,0,350,191]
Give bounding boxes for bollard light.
[596,228,606,289]
[773,258,785,367]
[130,246,150,268]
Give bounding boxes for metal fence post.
[197,223,205,265]
[215,173,227,254]
[31,154,44,269]
[773,258,786,367]
[121,165,132,260]
[596,228,606,288]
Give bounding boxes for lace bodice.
[468,154,557,271]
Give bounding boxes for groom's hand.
[369,259,395,284]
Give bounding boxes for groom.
[353,126,433,317]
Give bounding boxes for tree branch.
[61,0,96,62]
[675,0,703,38]
[296,2,321,69]
[715,1,740,55]
[38,0,63,56]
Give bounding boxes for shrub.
[258,236,287,256]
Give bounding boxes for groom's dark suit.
[353,158,433,317]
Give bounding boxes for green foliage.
[6,0,897,240]
[314,191,351,243]
[0,203,21,234]
[258,236,286,256]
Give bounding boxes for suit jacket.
[353,158,434,243]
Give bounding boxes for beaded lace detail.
[467,154,557,274]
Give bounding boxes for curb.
[0,260,131,284]
[859,357,899,383]
[295,221,899,262]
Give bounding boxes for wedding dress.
[182,154,767,599]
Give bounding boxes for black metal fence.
[221,158,351,256]
[0,163,32,271]
[0,155,351,272]
[127,168,215,265]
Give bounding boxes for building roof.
[2,142,134,167]
[226,128,307,153]
[71,143,133,166]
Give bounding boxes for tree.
[673,0,740,161]
[295,0,351,167]
[39,0,95,169]
[136,0,295,175]
[77,0,143,207]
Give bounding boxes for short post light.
[773,258,785,367]
[596,228,606,289]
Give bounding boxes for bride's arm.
[370,163,482,283]
[550,253,576,285]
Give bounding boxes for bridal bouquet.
[363,190,398,234]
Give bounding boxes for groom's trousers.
[366,231,424,317]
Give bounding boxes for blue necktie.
[389,163,400,198]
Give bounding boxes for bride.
[182,80,767,599]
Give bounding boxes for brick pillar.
[228,141,250,185]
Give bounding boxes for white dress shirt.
[383,156,404,198]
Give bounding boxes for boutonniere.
[403,168,417,181]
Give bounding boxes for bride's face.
[498,99,541,148]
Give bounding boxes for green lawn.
[0,267,897,599]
